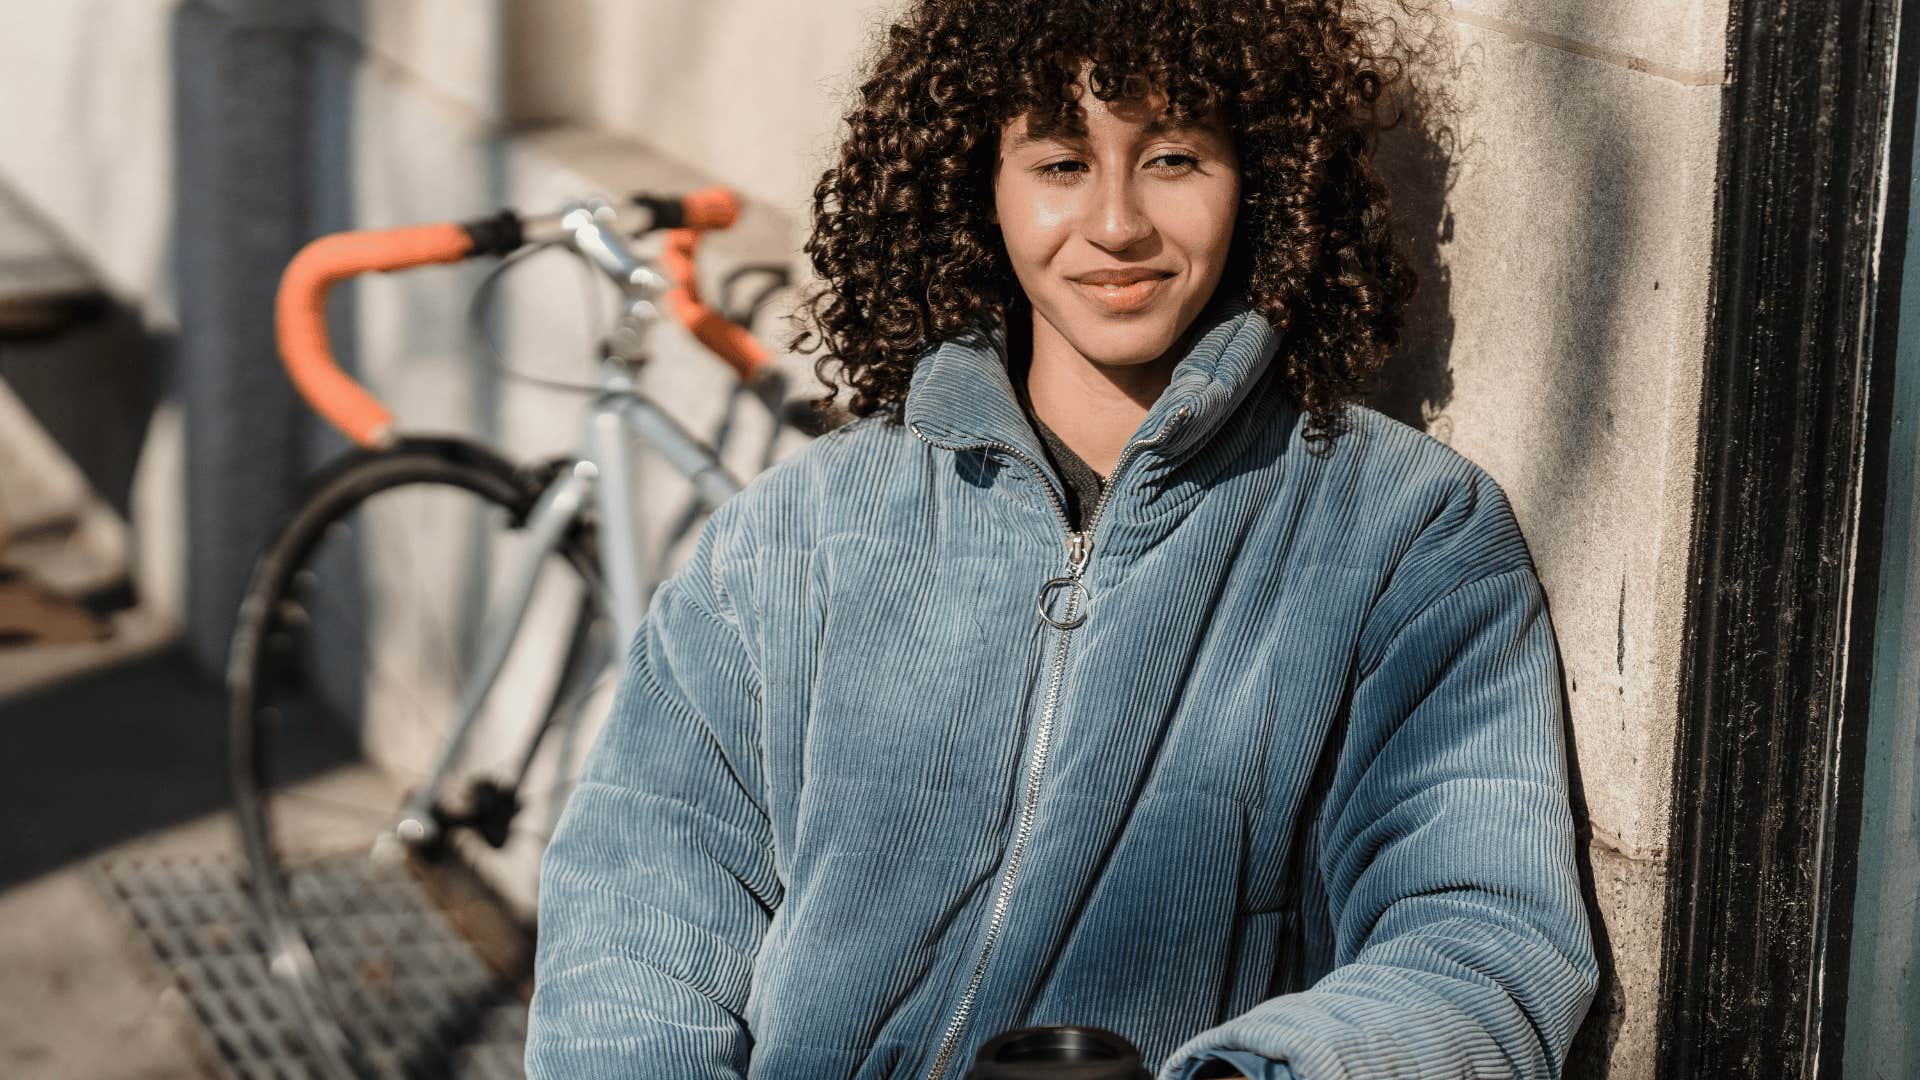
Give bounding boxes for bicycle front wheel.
[227,437,613,1079]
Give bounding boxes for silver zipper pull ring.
[1036,575,1090,630]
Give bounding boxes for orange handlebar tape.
[275,223,474,448]
[679,187,741,231]
[660,227,772,381]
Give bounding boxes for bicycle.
[226,188,816,1079]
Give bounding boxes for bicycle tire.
[227,437,608,1080]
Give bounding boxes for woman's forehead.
[1000,98,1231,146]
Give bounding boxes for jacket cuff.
[1165,1048,1296,1080]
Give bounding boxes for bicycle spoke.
[378,491,479,753]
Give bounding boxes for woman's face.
[992,81,1241,373]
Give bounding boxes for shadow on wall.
[1369,80,1460,433]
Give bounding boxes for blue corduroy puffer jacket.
[525,291,1599,1080]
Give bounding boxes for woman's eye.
[1032,154,1199,184]
[1036,160,1087,183]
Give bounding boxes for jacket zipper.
[910,404,1189,1080]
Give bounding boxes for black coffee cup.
[962,1025,1152,1079]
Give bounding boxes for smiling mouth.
[1072,272,1172,314]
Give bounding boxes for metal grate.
[100,854,528,1080]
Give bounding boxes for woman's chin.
[1033,296,1209,373]
[1069,328,1184,370]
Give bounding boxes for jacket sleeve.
[525,501,779,1079]
[1161,472,1598,1080]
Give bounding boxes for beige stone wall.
[1371,5,1726,1076]
[500,0,896,236]
[286,0,897,255]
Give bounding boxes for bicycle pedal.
[465,779,522,849]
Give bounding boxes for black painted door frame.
[1659,0,1916,1077]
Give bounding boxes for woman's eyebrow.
[1005,117,1221,151]
[1004,128,1070,152]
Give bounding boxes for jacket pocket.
[1015,792,1249,1064]
[1227,907,1298,1012]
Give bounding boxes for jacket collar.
[903,288,1282,478]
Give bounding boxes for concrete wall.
[0,1,1729,1075]
[1370,5,1727,1076]
[295,0,891,257]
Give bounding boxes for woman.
[527,1,1598,1077]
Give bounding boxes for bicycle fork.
[384,388,743,853]
[390,460,599,851]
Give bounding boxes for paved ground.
[0,611,228,1080]
[0,614,544,1080]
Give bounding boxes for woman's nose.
[1085,173,1153,252]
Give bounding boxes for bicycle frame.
[392,198,746,848]
[238,187,775,1080]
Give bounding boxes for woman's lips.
[1073,274,1169,314]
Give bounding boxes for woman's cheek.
[1032,193,1074,232]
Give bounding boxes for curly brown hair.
[792,0,1423,453]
